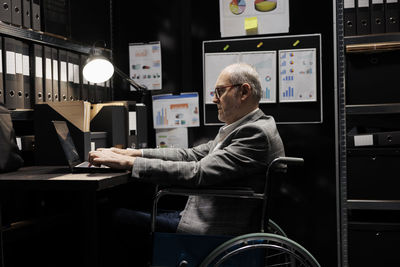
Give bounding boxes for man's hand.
[88,149,136,170]
[97,147,143,157]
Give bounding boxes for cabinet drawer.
[349,221,400,266]
[347,148,400,200]
[346,51,400,105]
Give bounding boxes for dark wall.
[83,1,338,266]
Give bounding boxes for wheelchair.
[150,157,321,267]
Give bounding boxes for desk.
[0,166,131,267]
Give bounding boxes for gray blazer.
[132,109,285,235]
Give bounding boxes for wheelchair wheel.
[266,219,287,237]
[200,233,320,267]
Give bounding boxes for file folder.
[4,37,17,109]
[72,53,80,100]
[59,49,68,101]
[31,0,40,31]
[95,82,104,103]
[344,0,357,36]
[385,0,400,32]
[370,0,386,33]
[22,41,31,108]
[11,0,22,26]
[0,36,4,104]
[32,43,43,104]
[67,51,74,100]
[14,39,24,109]
[22,0,31,28]
[51,47,59,101]
[105,80,111,101]
[356,0,371,35]
[0,0,11,23]
[44,45,52,101]
[80,54,89,101]
[88,82,96,103]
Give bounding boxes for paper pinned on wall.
[204,51,277,104]
[155,127,188,148]
[219,0,289,37]
[129,42,162,90]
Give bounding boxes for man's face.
[213,72,242,124]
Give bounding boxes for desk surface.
[0,166,131,191]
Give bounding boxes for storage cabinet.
[337,23,400,266]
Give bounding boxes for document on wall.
[241,51,277,103]
[219,0,289,37]
[204,51,277,104]
[278,48,317,103]
[204,53,239,104]
[155,127,188,148]
[129,42,162,90]
[152,93,200,129]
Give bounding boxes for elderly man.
[90,62,285,236]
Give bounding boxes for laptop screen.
[52,120,82,169]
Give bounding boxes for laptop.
[52,120,122,173]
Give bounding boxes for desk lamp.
[82,47,147,93]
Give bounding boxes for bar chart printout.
[152,93,200,129]
[278,48,317,103]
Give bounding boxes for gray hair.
[223,62,262,102]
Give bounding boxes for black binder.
[66,51,74,100]
[22,41,31,108]
[356,0,371,35]
[370,0,386,33]
[44,45,52,101]
[0,37,3,104]
[11,0,22,26]
[58,49,68,101]
[71,52,80,100]
[14,39,24,109]
[51,47,59,101]
[31,0,40,31]
[0,0,12,24]
[98,83,106,103]
[344,0,357,36]
[385,0,400,32]
[41,0,70,37]
[80,54,89,101]
[4,37,17,109]
[88,82,96,103]
[32,43,43,103]
[22,0,30,28]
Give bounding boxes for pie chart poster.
[219,0,289,37]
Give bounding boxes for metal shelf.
[346,103,400,115]
[0,22,92,54]
[10,109,34,121]
[345,33,400,53]
[348,199,400,210]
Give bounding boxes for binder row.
[344,0,400,36]
[0,0,41,31]
[0,36,111,110]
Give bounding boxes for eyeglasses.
[214,84,242,100]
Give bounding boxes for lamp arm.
[114,66,147,91]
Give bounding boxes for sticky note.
[245,17,258,35]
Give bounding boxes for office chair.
[150,157,320,267]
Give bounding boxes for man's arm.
[132,124,272,188]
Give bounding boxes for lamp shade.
[82,55,114,84]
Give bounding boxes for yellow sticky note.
[245,17,258,31]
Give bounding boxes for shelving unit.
[0,21,91,54]
[337,6,400,266]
